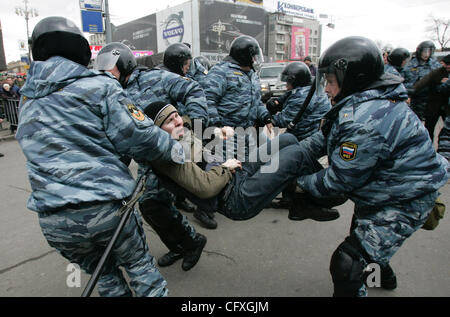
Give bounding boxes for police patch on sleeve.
[127,104,145,121]
[340,142,358,161]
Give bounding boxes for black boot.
[288,193,340,222]
[158,251,183,267]
[380,264,397,290]
[175,197,197,213]
[194,209,218,229]
[182,233,207,271]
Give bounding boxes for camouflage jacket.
[126,67,209,128]
[16,56,183,213]
[200,58,270,128]
[271,86,331,141]
[384,64,402,77]
[297,83,449,208]
[186,58,208,83]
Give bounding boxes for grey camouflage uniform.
[297,83,449,296]
[16,56,184,296]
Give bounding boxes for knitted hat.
[144,101,178,127]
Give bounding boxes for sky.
[1,0,449,64]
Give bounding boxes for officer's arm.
[169,78,209,128]
[298,123,385,198]
[271,93,302,128]
[296,130,327,160]
[200,68,226,127]
[103,83,184,165]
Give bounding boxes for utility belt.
[40,199,125,217]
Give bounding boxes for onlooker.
[1,83,20,99]
[303,56,317,77]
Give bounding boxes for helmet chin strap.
[119,73,128,88]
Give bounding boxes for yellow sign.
[235,0,263,6]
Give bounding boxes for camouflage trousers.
[38,201,168,297]
[438,115,450,161]
[349,191,438,297]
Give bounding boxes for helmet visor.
[94,49,121,71]
[252,47,264,68]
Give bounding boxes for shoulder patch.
[340,142,358,161]
[127,104,145,121]
[339,108,354,124]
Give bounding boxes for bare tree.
[426,14,450,50]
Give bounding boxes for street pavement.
[0,135,449,298]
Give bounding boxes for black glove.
[266,97,281,115]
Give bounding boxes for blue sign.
[81,10,104,33]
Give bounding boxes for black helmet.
[387,48,411,68]
[318,36,384,102]
[229,35,264,68]
[195,56,211,71]
[163,43,192,76]
[281,62,312,88]
[31,16,91,66]
[416,41,435,61]
[94,42,137,88]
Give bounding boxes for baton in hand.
[81,168,150,297]
[287,78,316,133]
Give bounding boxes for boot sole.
[158,254,183,267]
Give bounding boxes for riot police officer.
[296,36,449,297]
[386,48,411,77]
[265,62,339,221]
[200,35,272,135]
[17,17,185,297]
[402,41,441,120]
[95,42,210,270]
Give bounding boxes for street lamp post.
[15,0,38,64]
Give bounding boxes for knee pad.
[329,237,367,297]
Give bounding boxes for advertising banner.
[156,2,193,52]
[112,14,157,52]
[199,0,266,63]
[290,26,309,60]
[277,1,315,20]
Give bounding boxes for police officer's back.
[16,17,183,297]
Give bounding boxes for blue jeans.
[158,133,319,221]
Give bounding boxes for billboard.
[90,45,154,60]
[112,14,157,52]
[156,2,193,52]
[277,1,315,20]
[199,0,266,63]
[290,26,309,60]
[79,0,103,11]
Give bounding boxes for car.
[202,21,243,52]
[258,63,287,103]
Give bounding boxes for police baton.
[286,78,316,133]
[81,168,150,297]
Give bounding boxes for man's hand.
[441,77,448,84]
[222,159,242,173]
[214,127,235,140]
[266,98,281,115]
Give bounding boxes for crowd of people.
[12,16,450,297]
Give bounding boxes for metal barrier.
[1,98,20,131]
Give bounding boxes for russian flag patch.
[340,142,358,161]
